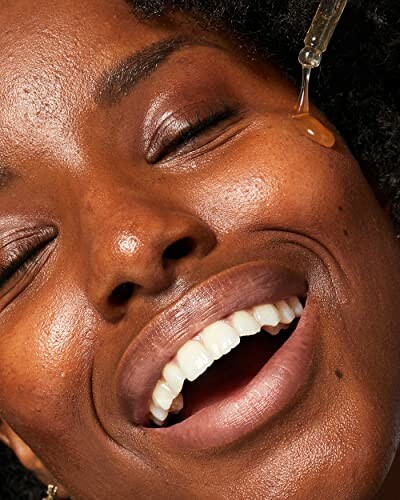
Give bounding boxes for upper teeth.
[149,296,303,426]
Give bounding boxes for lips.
[116,261,309,439]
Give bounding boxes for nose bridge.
[82,185,216,320]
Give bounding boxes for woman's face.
[1,0,400,498]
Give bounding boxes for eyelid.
[0,225,57,251]
[0,226,58,287]
[145,99,240,164]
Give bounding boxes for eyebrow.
[96,36,224,106]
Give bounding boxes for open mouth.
[116,261,315,449]
[149,298,303,427]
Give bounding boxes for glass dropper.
[298,0,348,69]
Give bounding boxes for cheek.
[0,286,95,441]
[182,113,366,239]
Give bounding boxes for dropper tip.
[298,47,322,68]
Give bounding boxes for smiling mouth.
[149,297,304,427]
[117,261,315,449]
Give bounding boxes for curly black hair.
[1,0,399,498]
[0,444,46,499]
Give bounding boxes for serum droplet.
[292,113,336,148]
[291,66,336,149]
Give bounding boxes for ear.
[0,419,70,498]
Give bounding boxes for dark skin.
[0,0,400,498]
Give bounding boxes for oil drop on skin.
[292,66,336,149]
[291,0,348,148]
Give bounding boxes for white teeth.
[152,380,176,411]
[288,296,304,317]
[151,416,165,427]
[275,300,296,324]
[252,304,280,327]
[149,295,304,426]
[176,340,213,382]
[201,321,240,360]
[162,362,185,394]
[230,311,261,337]
[149,403,168,422]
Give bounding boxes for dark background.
[0,443,45,500]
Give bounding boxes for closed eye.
[146,103,240,164]
[0,226,57,292]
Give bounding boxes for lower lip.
[150,301,316,449]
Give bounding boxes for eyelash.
[0,230,56,289]
[0,247,40,286]
[150,104,239,163]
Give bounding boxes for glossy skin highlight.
[0,1,400,498]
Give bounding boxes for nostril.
[162,237,196,262]
[108,282,135,307]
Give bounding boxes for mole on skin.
[335,369,344,379]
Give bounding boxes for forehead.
[0,0,151,86]
[0,0,152,49]
[0,0,188,166]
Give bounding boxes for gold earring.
[43,484,58,500]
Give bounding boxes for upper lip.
[116,260,308,425]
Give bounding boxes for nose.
[86,204,217,321]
